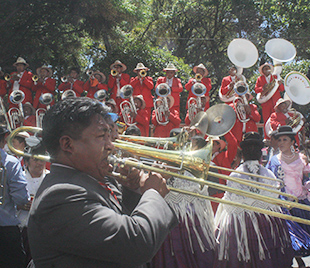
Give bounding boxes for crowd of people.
[1,56,310,268]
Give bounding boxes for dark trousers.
[0,225,26,268]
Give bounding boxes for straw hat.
[36,65,53,77]
[134,63,149,72]
[93,71,106,83]
[206,136,226,151]
[110,60,127,72]
[163,63,178,72]
[240,132,264,149]
[133,95,146,109]
[158,95,174,109]
[274,98,292,110]
[13,57,29,67]
[258,62,274,76]
[193,63,208,76]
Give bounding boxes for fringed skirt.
[214,205,294,268]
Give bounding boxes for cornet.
[111,69,119,77]
[154,83,171,125]
[119,85,137,126]
[32,74,39,82]
[195,73,202,82]
[4,73,11,81]
[139,69,147,78]
[187,83,207,122]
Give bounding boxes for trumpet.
[154,83,171,125]
[61,76,68,83]
[139,69,147,77]
[111,69,119,77]
[195,73,202,82]
[32,74,39,82]
[7,126,310,225]
[4,73,11,81]
[188,83,207,122]
[232,81,250,123]
[119,85,137,126]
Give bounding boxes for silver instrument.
[154,83,171,125]
[120,85,137,126]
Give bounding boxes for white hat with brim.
[193,63,208,77]
[258,63,274,76]
[274,98,292,110]
[110,60,127,72]
[134,63,149,72]
[105,99,119,113]
[93,71,106,83]
[13,57,29,67]
[36,65,53,77]
[163,63,178,72]
[158,95,174,109]
[133,95,146,109]
[206,136,226,151]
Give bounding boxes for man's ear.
[59,135,74,154]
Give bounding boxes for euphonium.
[232,81,250,123]
[8,90,25,130]
[94,89,107,101]
[119,85,137,126]
[0,97,12,132]
[188,82,207,122]
[111,69,118,77]
[36,93,54,128]
[285,108,304,133]
[154,83,171,125]
[61,89,76,100]
[139,69,147,77]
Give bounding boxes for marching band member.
[105,98,119,114]
[130,95,149,137]
[8,57,33,107]
[185,63,211,109]
[107,60,130,109]
[229,92,261,145]
[214,132,294,267]
[0,67,7,97]
[151,95,181,137]
[155,63,183,112]
[208,131,238,213]
[84,70,108,99]
[254,62,284,127]
[130,63,154,117]
[58,67,84,97]
[184,95,208,125]
[32,65,56,109]
[22,102,36,127]
[219,66,241,104]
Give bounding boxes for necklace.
[281,152,296,160]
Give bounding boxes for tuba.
[8,90,25,130]
[119,85,137,126]
[232,81,250,123]
[187,83,207,122]
[36,93,54,128]
[219,38,258,103]
[154,83,171,125]
[257,38,296,104]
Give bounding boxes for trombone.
[6,126,310,225]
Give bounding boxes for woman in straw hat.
[267,126,310,268]
[155,63,183,112]
[254,62,284,128]
[32,65,56,109]
[151,94,181,137]
[130,62,154,117]
[185,63,212,109]
[8,57,33,108]
[83,70,108,99]
[107,60,130,109]
[214,132,294,268]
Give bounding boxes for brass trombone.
[7,126,310,225]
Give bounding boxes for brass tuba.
[154,83,171,125]
[187,83,207,122]
[219,38,258,103]
[257,38,296,104]
[119,85,137,126]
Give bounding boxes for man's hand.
[140,171,169,198]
